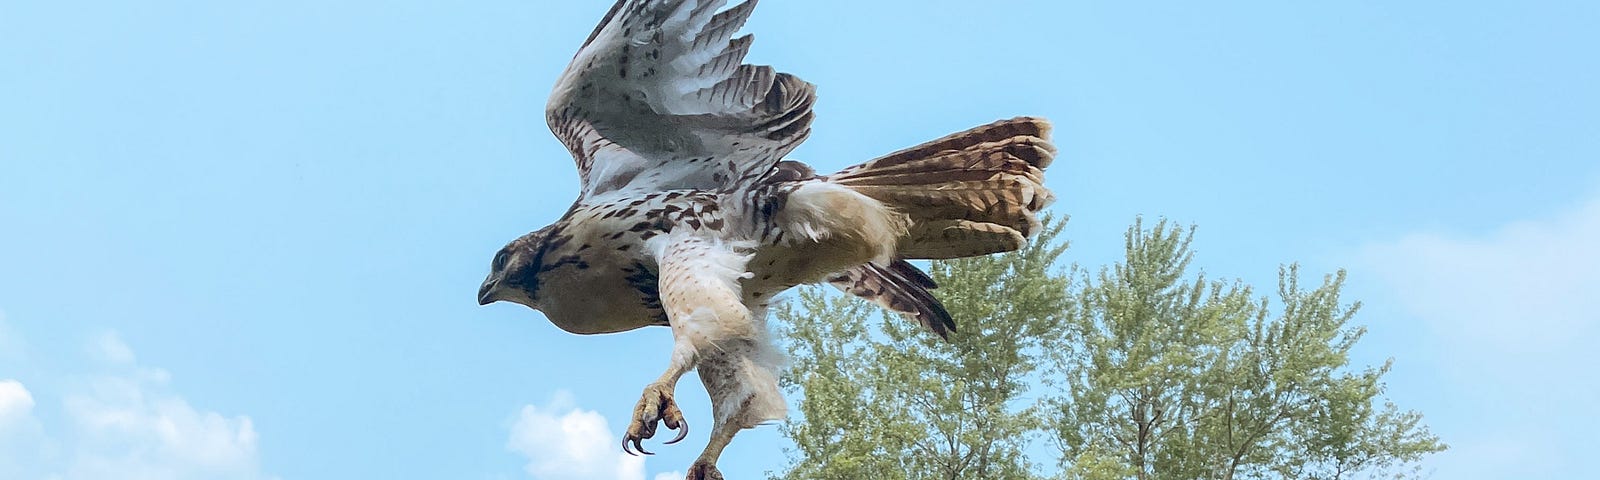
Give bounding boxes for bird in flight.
[477,1,1054,477]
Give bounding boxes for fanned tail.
[826,117,1056,260]
[822,117,1056,338]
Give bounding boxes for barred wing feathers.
[547,0,816,197]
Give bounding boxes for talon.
[623,383,688,454]
[665,421,689,445]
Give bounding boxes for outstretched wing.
[548,0,817,198]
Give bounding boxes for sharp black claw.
[631,437,653,455]
[665,422,689,444]
[622,437,636,456]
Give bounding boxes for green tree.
[775,217,1073,480]
[1051,219,1445,480]
[775,217,1444,480]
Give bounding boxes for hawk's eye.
[492,251,510,270]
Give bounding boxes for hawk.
[476,1,1055,477]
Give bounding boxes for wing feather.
[547,0,816,198]
[829,260,956,339]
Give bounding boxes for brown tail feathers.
[827,117,1055,259]
[824,117,1056,339]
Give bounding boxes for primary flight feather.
[477,1,1055,478]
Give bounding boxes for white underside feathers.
[776,181,909,266]
[648,232,787,426]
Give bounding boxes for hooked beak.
[478,278,501,306]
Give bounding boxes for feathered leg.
[686,336,784,480]
[642,234,785,477]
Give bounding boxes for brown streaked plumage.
[475,1,1055,478]
[828,258,955,339]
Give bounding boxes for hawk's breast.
[531,190,730,334]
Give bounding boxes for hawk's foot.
[621,382,687,455]
[686,462,723,480]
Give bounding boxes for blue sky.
[1,0,1596,478]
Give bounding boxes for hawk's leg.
[622,341,694,455]
[686,461,723,480]
[684,348,763,480]
[644,235,785,474]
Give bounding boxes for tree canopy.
[774,217,1443,480]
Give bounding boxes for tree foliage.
[1054,219,1444,480]
[776,217,1071,480]
[775,217,1444,480]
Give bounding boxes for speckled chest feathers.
[492,183,788,335]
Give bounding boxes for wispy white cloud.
[1360,192,1600,479]
[653,472,684,480]
[89,330,137,365]
[507,391,648,480]
[0,379,46,478]
[1362,195,1600,360]
[0,330,273,480]
[0,380,32,427]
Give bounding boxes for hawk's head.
[477,227,552,308]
